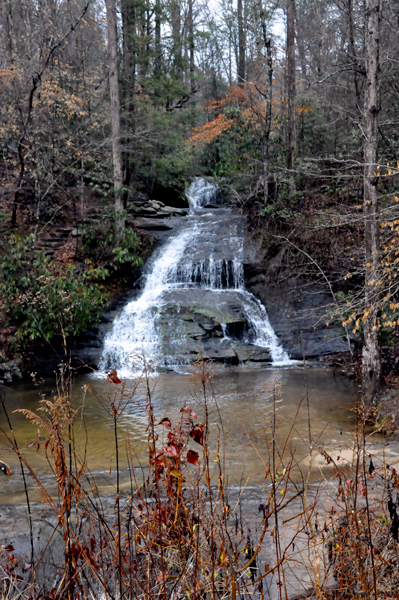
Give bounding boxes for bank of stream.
[2,364,399,598]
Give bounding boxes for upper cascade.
[100,178,291,372]
[186,178,219,209]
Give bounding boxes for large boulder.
[155,289,271,365]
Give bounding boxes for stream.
[1,366,355,504]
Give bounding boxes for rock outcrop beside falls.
[243,235,351,360]
[128,199,188,231]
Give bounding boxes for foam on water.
[186,178,219,209]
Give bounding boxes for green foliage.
[154,146,195,192]
[259,203,293,220]
[296,93,332,156]
[0,235,108,346]
[209,114,262,180]
[81,223,143,271]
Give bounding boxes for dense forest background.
[1,0,399,401]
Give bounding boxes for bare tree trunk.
[286,0,296,181]
[228,22,232,86]
[155,0,161,78]
[5,0,15,62]
[348,0,361,110]
[188,0,195,92]
[237,0,246,84]
[105,0,124,234]
[171,0,182,77]
[295,2,307,83]
[121,0,136,105]
[121,0,136,189]
[362,0,381,406]
[260,6,273,204]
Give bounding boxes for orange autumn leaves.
[187,83,314,148]
[187,85,257,147]
[188,113,234,148]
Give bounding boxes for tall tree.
[259,3,273,203]
[237,0,246,83]
[105,0,124,234]
[121,0,136,188]
[154,0,162,81]
[188,0,195,92]
[347,0,361,109]
[286,0,296,178]
[171,0,183,77]
[295,0,308,83]
[362,0,381,405]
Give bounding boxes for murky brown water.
[0,366,356,503]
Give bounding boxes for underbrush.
[0,359,398,600]
[78,222,144,275]
[0,235,109,350]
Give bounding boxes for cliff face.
[78,204,353,369]
[243,227,352,360]
[245,270,350,360]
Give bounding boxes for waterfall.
[100,178,292,372]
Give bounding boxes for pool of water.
[0,365,356,504]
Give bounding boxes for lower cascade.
[100,178,292,371]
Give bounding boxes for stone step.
[34,248,55,256]
[36,241,63,248]
[52,231,71,238]
[131,217,174,231]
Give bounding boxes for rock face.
[151,182,189,208]
[132,218,174,231]
[246,274,349,359]
[128,200,188,236]
[155,290,271,365]
[243,234,351,360]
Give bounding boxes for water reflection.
[0,366,355,503]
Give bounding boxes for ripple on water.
[0,367,356,503]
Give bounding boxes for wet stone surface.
[100,179,290,370]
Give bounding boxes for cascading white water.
[100,178,292,372]
[100,226,201,370]
[186,177,219,209]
